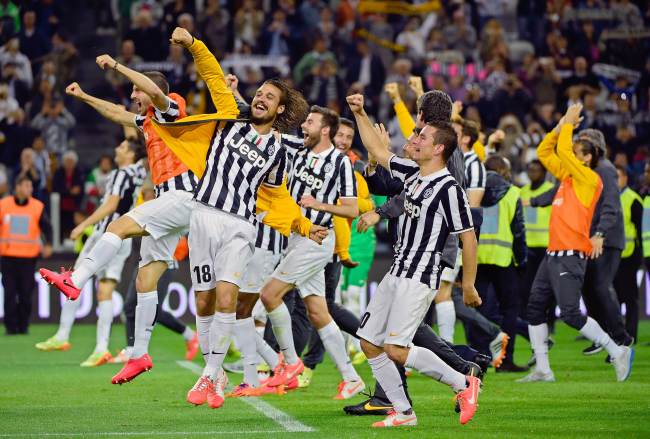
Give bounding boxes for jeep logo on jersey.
[404,198,421,218]
[228,132,268,168]
[293,164,325,190]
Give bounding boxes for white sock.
[203,312,235,380]
[579,317,623,359]
[529,324,552,374]
[318,320,359,381]
[71,233,122,288]
[95,300,113,353]
[131,291,158,358]
[405,345,466,392]
[255,332,279,369]
[196,314,214,365]
[55,297,81,341]
[267,303,298,364]
[234,318,260,387]
[182,326,194,341]
[342,285,362,317]
[368,352,411,413]
[436,300,456,343]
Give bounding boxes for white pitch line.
[176,360,315,433]
[0,431,284,438]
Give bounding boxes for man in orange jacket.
[1,176,52,335]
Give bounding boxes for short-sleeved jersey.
[194,121,286,224]
[463,150,486,191]
[388,156,473,288]
[282,135,357,228]
[134,94,197,196]
[95,161,147,233]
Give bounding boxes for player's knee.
[560,311,586,330]
[260,289,280,310]
[306,307,329,328]
[384,344,407,365]
[214,293,236,313]
[135,271,156,293]
[360,338,382,358]
[195,293,214,316]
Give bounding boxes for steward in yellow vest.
[476,156,527,370]
[613,165,643,341]
[1,176,52,334]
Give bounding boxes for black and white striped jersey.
[282,135,357,228]
[388,156,474,288]
[135,95,198,197]
[95,161,147,233]
[463,150,486,190]
[254,222,288,254]
[194,122,286,224]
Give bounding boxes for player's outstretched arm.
[66,82,136,127]
[70,195,120,240]
[347,94,393,169]
[96,54,168,111]
[170,27,238,117]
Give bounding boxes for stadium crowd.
[0,0,648,429]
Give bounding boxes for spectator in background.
[129,0,163,25]
[47,31,78,89]
[293,35,336,84]
[317,7,336,49]
[263,8,291,57]
[0,38,33,88]
[301,59,345,113]
[30,93,76,156]
[2,61,29,107]
[561,57,600,101]
[443,6,477,61]
[13,147,41,197]
[31,135,50,202]
[177,13,196,36]
[492,75,533,125]
[84,154,113,212]
[396,14,437,61]
[234,0,264,50]
[162,0,195,33]
[367,13,395,68]
[19,10,50,63]
[0,163,8,197]
[166,44,187,90]
[530,57,562,107]
[126,9,164,61]
[573,20,600,63]
[299,0,324,29]
[52,150,83,238]
[106,39,143,105]
[0,0,20,33]
[345,40,385,112]
[199,0,231,58]
[0,82,23,126]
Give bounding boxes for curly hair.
[263,79,309,134]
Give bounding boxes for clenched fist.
[96,54,116,70]
[346,94,365,115]
[66,82,85,98]
[170,27,193,48]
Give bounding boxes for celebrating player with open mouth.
[347,93,483,428]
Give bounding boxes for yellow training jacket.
[150,38,312,237]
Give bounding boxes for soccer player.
[520,104,634,383]
[165,28,326,409]
[40,57,196,384]
[348,93,482,427]
[260,106,366,400]
[36,139,146,367]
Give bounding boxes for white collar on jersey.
[463,150,477,158]
[419,167,451,181]
[308,144,335,158]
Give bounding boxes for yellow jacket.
[150,38,312,237]
[333,171,374,259]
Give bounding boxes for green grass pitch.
[1,322,649,438]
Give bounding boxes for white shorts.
[189,202,256,291]
[272,231,335,299]
[75,230,132,283]
[440,253,462,283]
[240,247,281,294]
[126,190,193,268]
[357,274,436,347]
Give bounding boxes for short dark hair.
[460,119,480,147]
[527,159,546,173]
[429,121,458,163]
[338,117,355,131]
[143,71,169,95]
[418,90,452,124]
[15,175,32,186]
[263,79,309,133]
[126,139,146,162]
[485,154,510,174]
[310,105,339,141]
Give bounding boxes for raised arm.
[96,54,168,111]
[536,129,566,181]
[385,82,416,138]
[65,82,137,127]
[347,94,393,169]
[170,27,239,118]
[555,105,599,189]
